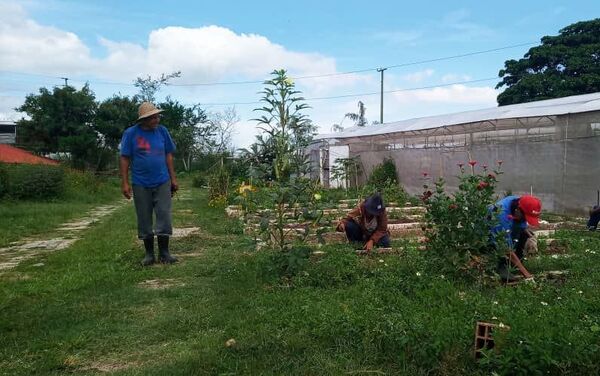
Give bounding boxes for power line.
[200,76,499,106]
[0,42,534,88]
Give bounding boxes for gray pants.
[132,181,172,239]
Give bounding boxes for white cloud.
[392,84,497,105]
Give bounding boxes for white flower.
[379,259,384,263]
[498,322,506,328]
[557,297,562,300]
[416,272,422,277]
[518,340,523,344]
[384,263,388,267]
[440,275,445,279]
[491,316,498,320]
[578,290,583,294]
[493,301,498,305]
[551,254,559,259]
[541,301,548,306]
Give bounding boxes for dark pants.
[132,181,172,240]
[588,206,600,231]
[345,220,390,247]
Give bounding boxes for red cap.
[519,195,542,226]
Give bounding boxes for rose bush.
[422,160,507,281]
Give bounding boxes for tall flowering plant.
[421,160,505,279]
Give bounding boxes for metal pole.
[376,68,387,124]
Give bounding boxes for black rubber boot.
[157,235,178,264]
[142,237,156,266]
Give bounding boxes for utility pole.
[376,68,387,124]
[61,77,69,87]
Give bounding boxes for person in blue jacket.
[120,102,179,266]
[491,195,542,281]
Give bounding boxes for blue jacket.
[491,195,528,248]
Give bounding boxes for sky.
[0,0,598,148]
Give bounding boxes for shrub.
[192,173,208,188]
[208,167,230,206]
[0,164,8,198]
[367,158,398,189]
[2,163,65,200]
[421,161,506,281]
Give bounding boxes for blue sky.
[0,0,598,147]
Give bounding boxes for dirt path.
[0,202,126,272]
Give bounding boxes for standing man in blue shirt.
[120,102,179,266]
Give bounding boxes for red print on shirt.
[136,136,150,152]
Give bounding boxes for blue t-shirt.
[490,195,528,248]
[120,124,176,187]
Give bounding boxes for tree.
[496,19,600,105]
[133,71,181,103]
[159,97,213,171]
[95,95,139,170]
[208,106,239,153]
[251,69,314,181]
[16,85,98,169]
[345,100,368,127]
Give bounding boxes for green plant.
[208,167,230,206]
[258,178,312,251]
[192,173,208,188]
[0,164,8,198]
[251,69,315,182]
[330,156,361,188]
[421,160,506,281]
[367,158,398,189]
[3,164,65,200]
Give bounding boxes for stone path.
[0,202,126,272]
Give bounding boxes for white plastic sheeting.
[316,92,600,141]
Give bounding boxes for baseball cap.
[519,195,542,226]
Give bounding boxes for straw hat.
[136,102,163,122]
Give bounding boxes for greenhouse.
[311,92,600,213]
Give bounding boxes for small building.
[313,92,600,214]
[0,121,16,144]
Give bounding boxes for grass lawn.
[0,174,120,247]
[1,183,600,375]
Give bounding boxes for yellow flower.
[284,77,294,86]
[313,193,322,201]
[239,183,255,195]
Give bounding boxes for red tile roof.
[0,144,59,165]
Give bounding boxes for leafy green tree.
[496,19,600,105]
[16,85,98,169]
[95,95,139,170]
[251,69,314,181]
[159,97,214,171]
[345,101,368,127]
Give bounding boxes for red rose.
[468,160,477,167]
[476,181,489,190]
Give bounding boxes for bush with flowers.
[421,160,507,281]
